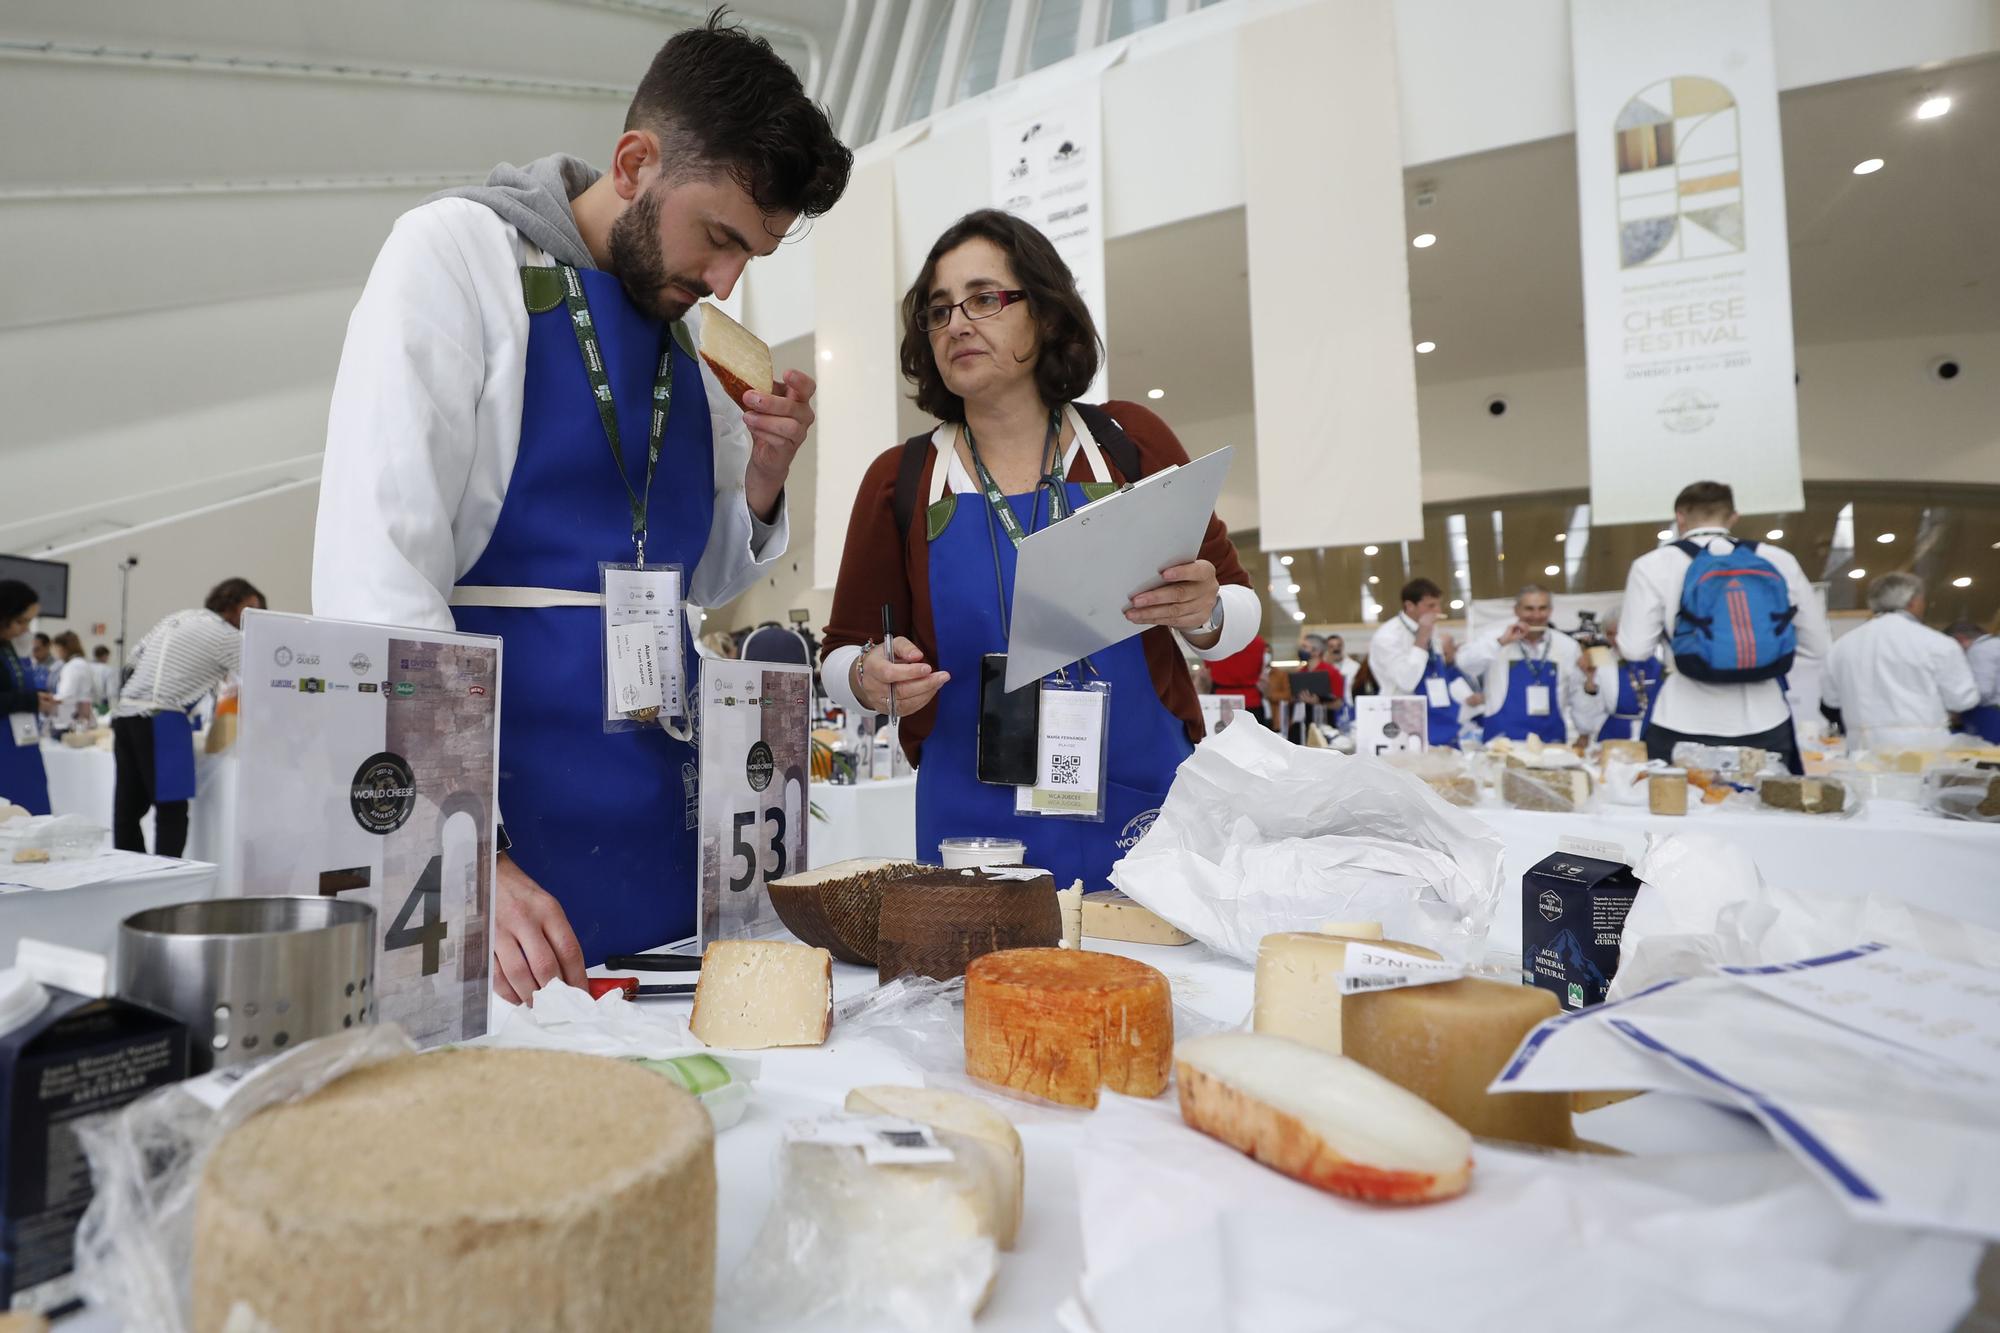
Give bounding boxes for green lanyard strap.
[965,411,1068,553]
[558,266,677,561]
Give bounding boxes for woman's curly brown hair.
[900,210,1103,423]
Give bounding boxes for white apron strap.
[450,586,604,610]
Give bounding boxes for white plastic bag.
[1610,833,2000,1000]
[1110,721,1503,965]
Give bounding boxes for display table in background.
[808,775,917,869]
[1476,797,2000,956]
[40,742,240,893]
[0,853,218,964]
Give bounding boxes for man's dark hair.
[92,645,111,660]
[206,578,265,617]
[0,582,37,625]
[1400,578,1443,608]
[32,633,50,648]
[901,209,1102,423]
[1673,480,1735,520]
[1945,620,1983,642]
[628,8,852,220]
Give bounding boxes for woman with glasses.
[820,210,1259,890]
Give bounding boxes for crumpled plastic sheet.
[1111,720,1504,965]
[72,1024,418,1333]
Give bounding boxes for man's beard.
[606,187,711,321]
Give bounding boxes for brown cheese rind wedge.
[696,302,774,410]
[1174,1032,1473,1205]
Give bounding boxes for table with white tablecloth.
[39,742,240,893]
[0,852,218,964]
[1474,796,2000,957]
[807,775,917,869]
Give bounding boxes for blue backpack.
[1670,539,1798,683]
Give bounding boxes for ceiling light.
[1449,599,1464,610]
[1917,96,1951,120]
[1766,528,1784,540]
[1415,341,1436,354]
[1363,545,1379,556]
[1848,568,1868,580]
[1456,569,1469,581]
[1543,564,1561,576]
[1554,533,1566,542]
[1852,158,1885,175]
[1952,576,1973,588]
[1287,583,1301,595]
[819,348,834,361]
[1147,388,1165,400]
[1656,529,1673,541]
[1368,575,1381,585]
[1875,532,1896,544]
[1280,555,1294,567]
[1412,233,1436,249]
[1292,610,1307,622]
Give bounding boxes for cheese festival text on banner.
[1570,0,1803,526]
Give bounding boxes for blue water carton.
[1521,850,1643,1011]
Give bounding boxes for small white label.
[181,1062,258,1112]
[1339,943,1468,995]
[1526,684,1553,717]
[607,622,663,716]
[8,712,37,748]
[604,566,684,719]
[1557,834,1629,866]
[1028,685,1107,815]
[1425,677,1451,708]
[786,1114,954,1165]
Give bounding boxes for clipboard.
[1004,446,1235,692]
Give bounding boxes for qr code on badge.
[1050,753,1082,786]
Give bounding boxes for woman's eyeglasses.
[917,289,1028,332]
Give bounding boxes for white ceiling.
[1107,52,2000,421]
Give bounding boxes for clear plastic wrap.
[71,1024,417,1333]
[718,1117,1001,1333]
[1755,773,1863,818]
[0,813,109,863]
[1108,721,1505,966]
[1921,765,2000,823]
[1499,763,1595,813]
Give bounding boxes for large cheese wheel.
[963,948,1172,1109]
[875,867,1061,984]
[193,1049,716,1333]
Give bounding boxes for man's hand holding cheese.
[312,16,853,997]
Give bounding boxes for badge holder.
[600,561,691,738]
[1014,666,1112,823]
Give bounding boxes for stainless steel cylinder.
[116,897,376,1073]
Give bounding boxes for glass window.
[958,0,1014,99]
[1109,0,1167,39]
[900,7,952,126]
[1031,0,1084,70]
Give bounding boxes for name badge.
[1425,677,1451,709]
[606,623,662,716]
[601,564,685,727]
[1016,680,1110,821]
[8,713,36,748]
[1526,684,1553,717]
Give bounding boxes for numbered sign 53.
[699,663,810,946]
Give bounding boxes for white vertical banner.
[1239,0,1422,552]
[990,82,1109,402]
[1571,0,1802,525]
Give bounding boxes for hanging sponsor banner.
[235,610,499,1047]
[697,658,810,947]
[991,82,1108,401]
[1570,0,1802,525]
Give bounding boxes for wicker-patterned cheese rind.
[767,859,926,966]
[876,869,1061,985]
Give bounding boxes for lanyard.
[559,266,676,562]
[966,411,1068,554]
[1622,662,1652,716]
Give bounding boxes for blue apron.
[451,265,714,964]
[1597,659,1663,742]
[1,648,50,816]
[1481,653,1566,744]
[1418,651,1463,748]
[1958,704,2000,745]
[915,470,1194,891]
[150,709,198,803]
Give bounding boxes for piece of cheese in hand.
[696,302,774,411]
[964,948,1173,1109]
[1342,977,1571,1149]
[1174,1033,1472,1205]
[844,1085,1025,1249]
[690,939,832,1049]
[1253,932,1441,1058]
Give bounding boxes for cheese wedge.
[844,1085,1024,1248]
[1174,1033,1472,1205]
[1253,932,1440,1057]
[696,302,774,410]
[1080,891,1193,946]
[690,939,831,1049]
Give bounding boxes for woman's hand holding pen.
[854,638,950,716]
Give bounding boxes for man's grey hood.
[430,154,601,270]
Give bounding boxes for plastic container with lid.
[938,837,1026,870]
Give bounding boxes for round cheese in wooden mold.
[875,867,1061,985]
[963,947,1173,1109]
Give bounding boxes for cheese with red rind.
[963,948,1172,1109]
[695,303,773,410]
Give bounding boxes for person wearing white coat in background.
[1821,573,1979,754]
[1456,585,1587,743]
[311,16,852,1002]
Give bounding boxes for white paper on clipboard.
[1004,446,1234,692]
